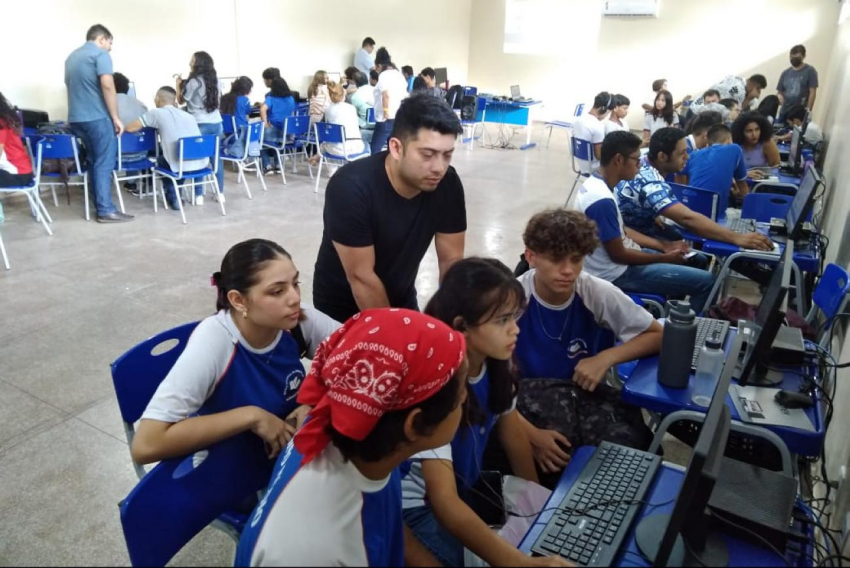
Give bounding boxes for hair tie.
[211,271,222,287]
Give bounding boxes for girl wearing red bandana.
[236,309,469,567]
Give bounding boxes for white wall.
[0,0,472,120]
[468,0,841,129]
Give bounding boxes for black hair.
[344,66,359,81]
[593,91,612,111]
[424,258,525,425]
[269,77,292,98]
[362,37,376,47]
[718,98,738,110]
[390,93,462,143]
[402,65,414,78]
[608,94,630,110]
[757,95,781,120]
[748,74,767,90]
[731,111,773,146]
[86,24,112,41]
[375,47,392,68]
[791,44,806,57]
[707,123,732,144]
[785,104,808,123]
[421,67,436,80]
[648,127,687,161]
[703,89,721,100]
[686,110,723,135]
[652,79,666,92]
[262,67,280,81]
[354,72,368,88]
[212,239,292,312]
[157,86,177,98]
[331,371,463,463]
[113,72,130,95]
[652,90,676,125]
[220,76,253,116]
[412,76,427,92]
[188,51,220,113]
[601,131,642,166]
[369,69,380,82]
[0,91,21,131]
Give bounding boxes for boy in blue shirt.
[678,124,749,213]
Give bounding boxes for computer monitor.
[787,126,802,173]
[738,242,794,387]
[635,335,744,567]
[510,85,521,99]
[326,72,342,84]
[434,67,448,85]
[785,164,821,240]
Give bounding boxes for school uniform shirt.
[803,122,824,145]
[643,112,679,136]
[117,94,148,128]
[401,363,515,508]
[264,95,296,126]
[681,143,748,214]
[374,69,409,122]
[616,157,680,235]
[604,118,628,136]
[139,106,208,173]
[0,120,33,175]
[234,95,252,128]
[571,113,605,174]
[575,173,638,282]
[236,442,404,567]
[141,306,339,425]
[515,270,654,380]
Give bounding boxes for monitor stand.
[635,514,729,567]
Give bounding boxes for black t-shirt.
[313,152,467,322]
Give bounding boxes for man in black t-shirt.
[313,94,467,323]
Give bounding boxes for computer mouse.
[775,390,814,409]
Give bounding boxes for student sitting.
[369,69,379,87]
[641,79,689,114]
[261,67,280,96]
[403,259,562,568]
[113,72,147,128]
[259,77,296,172]
[616,127,774,251]
[411,76,427,93]
[678,124,749,213]
[0,92,34,189]
[757,95,781,124]
[220,76,254,159]
[577,131,715,314]
[420,67,446,98]
[131,239,340,466]
[349,72,375,147]
[343,66,360,99]
[732,111,780,169]
[307,70,331,127]
[515,209,663,478]
[717,98,740,124]
[643,90,679,145]
[684,110,724,153]
[682,88,721,128]
[235,309,469,567]
[604,94,630,135]
[571,91,610,175]
[402,65,416,92]
[309,81,365,165]
[777,104,823,145]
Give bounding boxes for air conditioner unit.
[602,0,660,17]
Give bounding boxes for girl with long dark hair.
[259,77,296,172]
[642,89,679,146]
[220,76,254,160]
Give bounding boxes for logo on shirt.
[285,370,304,401]
[567,339,589,360]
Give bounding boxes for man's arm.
[435,231,465,282]
[807,87,817,111]
[593,143,602,160]
[763,140,781,167]
[572,320,663,392]
[496,411,538,484]
[332,242,391,310]
[662,203,772,249]
[732,179,750,199]
[623,227,684,252]
[100,74,124,134]
[604,236,685,266]
[125,118,144,133]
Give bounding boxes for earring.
[242,311,248,319]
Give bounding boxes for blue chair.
[566,136,594,205]
[221,116,266,198]
[0,137,53,236]
[741,193,793,223]
[626,293,666,319]
[283,115,314,180]
[115,128,157,200]
[0,226,9,270]
[152,134,223,224]
[36,134,111,220]
[462,86,478,96]
[544,103,585,148]
[752,181,798,196]
[366,107,376,124]
[312,122,369,193]
[806,263,850,349]
[670,183,721,221]
[460,96,488,151]
[294,102,310,116]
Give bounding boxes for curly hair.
[188,51,219,113]
[0,91,21,131]
[731,111,773,146]
[523,209,599,260]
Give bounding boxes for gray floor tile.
[0,381,68,452]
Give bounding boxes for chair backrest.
[475,96,487,121]
[36,134,84,176]
[570,137,594,162]
[741,192,793,223]
[366,107,376,124]
[811,263,850,328]
[315,122,345,145]
[221,113,236,135]
[117,128,156,169]
[247,121,264,145]
[294,102,310,116]
[669,183,719,221]
[574,103,585,117]
[176,135,219,176]
[120,432,273,567]
[285,115,310,137]
[752,181,798,197]
[463,86,478,96]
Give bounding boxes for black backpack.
[291,325,308,359]
[445,85,465,110]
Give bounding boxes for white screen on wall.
[504,0,604,55]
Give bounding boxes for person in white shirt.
[354,36,376,75]
[319,82,365,158]
[571,92,610,175]
[643,90,680,146]
[604,94,630,135]
[370,47,408,154]
[778,104,824,145]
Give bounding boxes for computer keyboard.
[727,218,756,234]
[531,442,662,566]
[692,317,731,369]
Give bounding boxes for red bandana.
[295,308,466,465]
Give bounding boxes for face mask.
[791,57,803,66]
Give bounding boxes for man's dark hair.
[523,209,599,260]
[390,94,462,143]
[648,127,687,161]
[369,69,380,82]
[686,110,723,135]
[707,123,732,144]
[86,24,112,41]
[344,66,359,81]
[592,91,612,111]
[703,89,721,100]
[791,44,806,57]
[718,98,738,110]
[601,131,642,167]
[785,104,808,123]
[354,71,368,88]
[748,74,768,90]
[402,65,414,77]
[421,67,436,80]
[608,94,630,110]
[362,37,376,48]
[731,111,774,145]
[113,72,130,95]
[262,67,280,81]
[652,79,666,92]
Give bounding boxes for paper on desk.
[730,385,815,432]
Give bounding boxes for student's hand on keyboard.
[528,426,572,474]
[734,232,774,251]
[573,354,612,391]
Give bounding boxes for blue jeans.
[613,251,716,314]
[70,118,117,216]
[370,119,394,154]
[403,506,464,567]
[198,122,224,195]
[261,124,284,170]
[157,156,183,209]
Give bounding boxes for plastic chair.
[221,116,266,198]
[115,128,157,200]
[0,227,9,270]
[312,122,369,193]
[462,86,478,96]
[670,183,721,222]
[626,293,666,319]
[460,96,487,151]
[806,263,850,348]
[282,115,314,179]
[741,193,793,223]
[366,107,376,124]
[36,134,113,220]
[544,104,585,148]
[566,136,594,206]
[752,181,798,197]
[152,135,224,224]
[0,137,53,236]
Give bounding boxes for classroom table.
[746,167,802,187]
[477,98,543,150]
[519,446,815,567]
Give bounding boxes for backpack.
[35,122,78,204]
[707,296,816,339]
[445,85,465,110]
[291,324,308,359]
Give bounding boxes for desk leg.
[521,106,537,150]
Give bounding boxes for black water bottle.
[658,301,697,389]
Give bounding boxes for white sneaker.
[194,196,204,206]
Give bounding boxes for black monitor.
[787,126,803,173]
[785,164,821,240]
[635,335,744,566]
[738,242,794,387]
[434,67,448,85]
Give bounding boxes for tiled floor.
[0,128,580,566]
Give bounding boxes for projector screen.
[504,0,603,55]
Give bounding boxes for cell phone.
[468,471,507,528]
[684,251,698,259]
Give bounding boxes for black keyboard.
[531,442,662,566]
[727,218,756,234]
[692,318,731,369]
